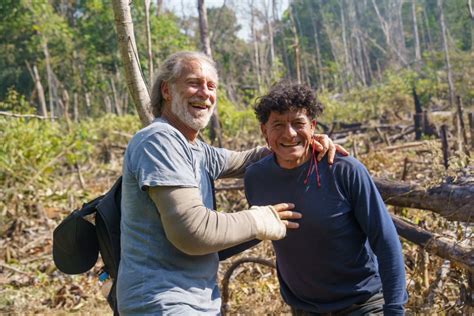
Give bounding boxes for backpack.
[53,176,122,315]
[53,174,219,315]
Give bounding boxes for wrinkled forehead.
[176,59,218,83]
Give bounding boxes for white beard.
[170,87,214,131]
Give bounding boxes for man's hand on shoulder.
[312,134,349,164]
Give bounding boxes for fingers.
[281,220,300,229]
[313,134,346,164]
[277,210,302,220]
[271,203,295,212]
[335,144,349,156]
[272,203,301,229]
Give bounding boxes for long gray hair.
[150,51,217,117]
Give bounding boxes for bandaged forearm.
[148,186,285,256]
[220,146,271,178]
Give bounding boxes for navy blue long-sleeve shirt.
[243,154,407,315]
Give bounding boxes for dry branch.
[375,178,473,222]
[391,215,473,273]
[221,257,275,314]
[216,177,473,222]
[0,111,55,120]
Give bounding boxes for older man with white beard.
[116,51,344,315]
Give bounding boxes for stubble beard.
[170,87,214,131]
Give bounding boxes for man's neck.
[161,106,199,142]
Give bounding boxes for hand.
[271,203,302,229]
[312,134,349,164]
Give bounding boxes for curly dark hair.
[254,81,323,124]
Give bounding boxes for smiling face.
[163,59,218,131]
[261,109,316,169]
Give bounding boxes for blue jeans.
[291,292,384,316]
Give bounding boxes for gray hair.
[150,51,218,117]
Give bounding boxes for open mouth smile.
[190,102,210,110]
[280,141,302,147]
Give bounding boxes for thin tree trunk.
[250,2,263,90]
[73,92,79,122]
[438,0,456,108]
[62,89,71,123]
[412,0,422,64]
[197,0,222,147]
[156,0,163,17]
[27,63,48,117]
[43,40,55,120]
[111,0,153,126]
[266,1,275,77]
[144,0,154,86]
[293,7,311,86]
[110,77,122,116]
[288,3,301,84]
[393,0,407,61]
[340,0,352,88]
[198,0,212,56]
[469,0,474,19]
[309,5,324,89]
[422,8,433,49]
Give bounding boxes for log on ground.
[375,178,473,222]
[391,214,473,273]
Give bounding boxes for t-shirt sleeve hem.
[140,180,198,191]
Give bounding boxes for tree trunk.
[110,77,122,116]
[29,63,48,117]
[42,40,55,120]
[422,8,433,49]
[412,0,422,64]
[73,92,79,122]
[156,0,163,17]
[197,0,222,147]
[438,0,456,108]
[144,0,154,86]
[266,0,275,77]
[111,0,153,127]
[197,0,212,56]
[217,177,473,222]
[374,178,473,222]
[309,3,324,89]
[392,215,473,273]
[250,1,262,90]
[288,3,301,84]
[340,0,352,89]
[469,0,474,19]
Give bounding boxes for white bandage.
[248,205,286,240]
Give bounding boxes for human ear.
[310,119,316,133]
[260,124,269,145]
[161,82,171,101]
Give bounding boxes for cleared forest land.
[0,111,472,314]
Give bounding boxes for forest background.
[0,0,473,314]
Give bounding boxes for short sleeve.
[198,141,230,180]
[129,131,198,190]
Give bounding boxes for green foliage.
[0,115,140,196]
[210,88,259,139]
[320,69,417,123]
[0,88,35,114]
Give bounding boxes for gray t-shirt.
[117,118,229,315]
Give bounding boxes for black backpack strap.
[96,176,122,279]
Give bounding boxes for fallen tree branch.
[221,257,275,315]
[391,215,473,273]
[216,178,473,222]
[0,111,55,120]
[375,178,473,222]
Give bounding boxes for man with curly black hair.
[243,82,407,315]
